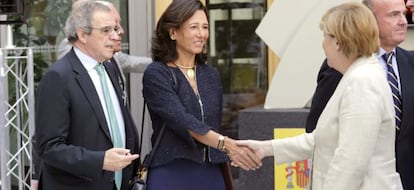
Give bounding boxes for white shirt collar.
[378,48,396,59]
[73,47,100,71]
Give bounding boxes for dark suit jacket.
[394,47,414,190]
[35,49,139,190]
[306,48,414,189]
[305,59,342,133]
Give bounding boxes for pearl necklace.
[175,63,195,80]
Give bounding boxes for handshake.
[220,137,274,171]
[190,131,274,171]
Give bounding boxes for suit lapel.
[104,61,125,106]
[104,60,134,148]
[103,61,138,150]
[68,50,112,142]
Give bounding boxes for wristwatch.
[217,135,225,151]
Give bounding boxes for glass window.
[206,0,267,140]
[10,0,129,83]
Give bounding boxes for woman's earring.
[170,35,176,40]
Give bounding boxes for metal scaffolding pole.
[0,47,34,190]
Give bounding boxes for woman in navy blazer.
[142,1,261,190]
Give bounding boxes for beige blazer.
[272,56,403,190]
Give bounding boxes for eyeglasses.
[85,25,123,36]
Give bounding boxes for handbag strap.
[138,100,146,155]
[142,115,166,167]
[140,66,178,167]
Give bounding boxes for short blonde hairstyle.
[320,2,379,59]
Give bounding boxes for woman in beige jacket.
[237,2,403,190]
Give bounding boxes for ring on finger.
[223,147,232,156]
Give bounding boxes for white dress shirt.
[73,47,126,147]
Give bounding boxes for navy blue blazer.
[142,62,228,167]
[307,47,414,189]
[35,49,139,190]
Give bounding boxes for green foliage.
[10,0,73,85]
[25,0,72,40]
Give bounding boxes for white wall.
[128,0,153,157]
[259,0,414,109]
[400,27,414,50]
[257,0,352,109]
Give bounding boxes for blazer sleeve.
[114,52,151,73]
[272,133,314,164]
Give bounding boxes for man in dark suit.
[35,1,140,190]
[306,0,414,189]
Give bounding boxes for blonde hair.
[320,2,379,59]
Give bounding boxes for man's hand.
[103,148,139,171]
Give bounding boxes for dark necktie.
[382,52,402,131]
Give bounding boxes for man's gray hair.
[65,0,112,43]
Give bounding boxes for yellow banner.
[274,128,311,190]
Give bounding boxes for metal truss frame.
[0,47,34,190]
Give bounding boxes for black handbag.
[128,103,166,190]
[129,67,176,190]
[128,176,145,190]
